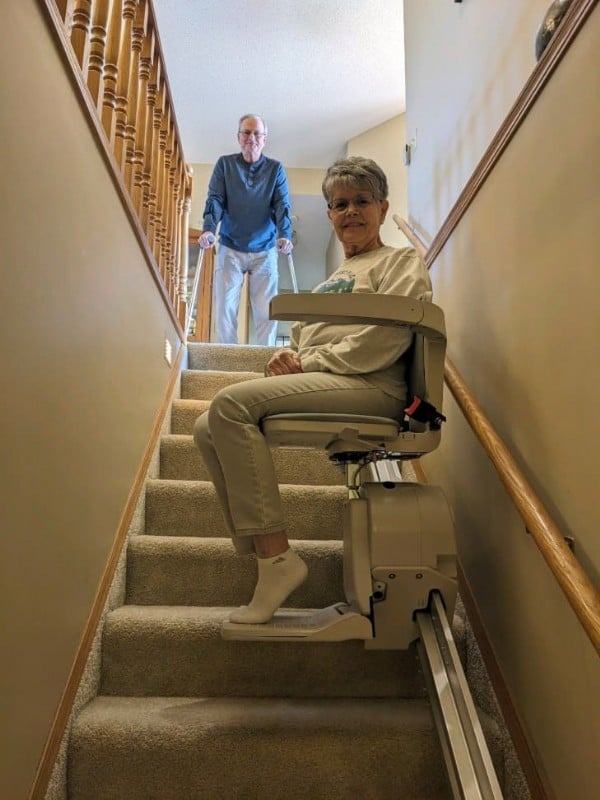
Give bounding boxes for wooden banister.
[394,215,600,655]
[41,0,192,336]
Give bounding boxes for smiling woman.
[323,158,390,258]
[194,155,431,624]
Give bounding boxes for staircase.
[66,343,507,800]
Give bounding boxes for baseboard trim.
[28,344,185,800]
[457,565,550,800]
[409,459,550,800]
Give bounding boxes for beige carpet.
[66,342,510,800]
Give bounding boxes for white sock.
[229,548,308,624]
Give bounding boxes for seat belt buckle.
[404,396,447,430]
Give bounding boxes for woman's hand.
[265,349,303,376]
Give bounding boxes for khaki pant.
[193,371,405,554]
[213,244,279,345]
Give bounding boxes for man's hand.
[265,349,302,376]
[276,238,293,255]
[198,232,216,249]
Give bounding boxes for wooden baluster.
[140,54,160,234]
[175,165,188,326]
[179,164,193,327]
[194,246,215,342]
[153,100,170,276]
[70,0,92,75]
[171,189,182,313]
[163,131,177,299]
[123,0,148,185]
[167,146,182,306]
[101,0,123,145]
[113,0,137,170]
[176,160,192,322]
[131,23,155,208]
[87,0,112,107]
[148,80,166,264]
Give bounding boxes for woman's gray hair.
[322,156,389,204]
[238,114,268,135]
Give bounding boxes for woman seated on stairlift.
[194,156,432,625]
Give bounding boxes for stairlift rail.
[416,593,504,800]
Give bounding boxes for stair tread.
[101,604,425,699]
[70,696,452,800]
[129,534,342,554]
[159,436,345,484]
[147,477,345,492]
[77,693,436,730]
[126,536,345,607]
[143,480,346,540]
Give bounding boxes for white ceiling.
[152,0,406,169]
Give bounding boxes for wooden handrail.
[394,216,427,256]
[395,215,600,655]
[41,0,193,332]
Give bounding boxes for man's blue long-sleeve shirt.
[202,153,292,253]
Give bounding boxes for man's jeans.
[213,244,278,345]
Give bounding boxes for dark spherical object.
[535,0,574,60]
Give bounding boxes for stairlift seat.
[222,292,457,649]
[262,412,400,452]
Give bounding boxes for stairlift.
[221,292,458,649]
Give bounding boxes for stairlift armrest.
[270,293,446,343]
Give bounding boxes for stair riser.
[125,540,344,606]
[181,369,262,401]
[144,482,346,540]
[160,437,344,485]
[101,615,424,699]
[187,342,277,372]
[69,699,450,800]
[170,401,210,434]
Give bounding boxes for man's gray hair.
[322,156,388,203]
[238,114,268,135]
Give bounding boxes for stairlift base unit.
[221,482,457,649]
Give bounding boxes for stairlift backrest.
[263,293,447,458]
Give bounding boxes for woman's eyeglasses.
[328,196,377,214]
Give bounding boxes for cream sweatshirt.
[290,246,432,400]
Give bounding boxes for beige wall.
[0,3,181,797]
[404,3,600,798]
[404,0,550,241]
[347,114,410,249]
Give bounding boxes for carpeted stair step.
[170,399,210,434]
[181,369,263,401]
[125,536,344,607]
[160,434,344,485]
[100,605,425,699]
[187,341,277,372]
[144,479,346,539]
[68,695,453,800]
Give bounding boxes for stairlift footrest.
[221,603,373,642]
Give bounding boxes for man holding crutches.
[198,114,293,346]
